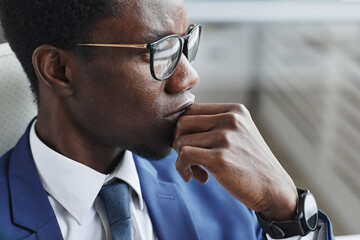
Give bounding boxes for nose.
[164,54,199,94]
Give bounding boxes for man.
[0,0,334,239]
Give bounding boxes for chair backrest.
[0,43,37,155]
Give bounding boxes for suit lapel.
[7,121,199,240]
[8,121,63,239]
[133,154,199,240]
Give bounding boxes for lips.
[165,101,194,120]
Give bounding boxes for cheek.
[72,59,169,145]
[82,58,154,110]
[118,80,169,139]
[109,62,166,122]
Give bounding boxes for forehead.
[90,0,190,43]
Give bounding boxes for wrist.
[256,188,319,239]
[262,186,298,221]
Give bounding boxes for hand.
[173,103,298,221]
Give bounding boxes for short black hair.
[0,0,120,103]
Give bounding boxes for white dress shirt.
[29,121,319,240]
[29,121,157,240]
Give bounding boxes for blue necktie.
[99,180,132,240]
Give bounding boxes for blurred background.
[185,0,360,236]
[1,0,360,236]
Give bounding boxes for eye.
[141,52,151,62]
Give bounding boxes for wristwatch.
[255,188,318,239]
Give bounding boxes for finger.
[174,115,217,142]
[173,130,228,152]
[175,146,217,182]
[191,165,209,184]
[174,112,245,142]
[184,103,248,116]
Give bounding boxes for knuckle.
[218,131,231,147]
[225,112,240,129]
[179,145,191,159]
[231,103,244,112]
[176,148,189,166]
[231,103,249,115]
[214,149,226,163]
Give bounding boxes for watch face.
[304,193,318,230]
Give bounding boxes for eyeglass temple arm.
[77,43,147,49]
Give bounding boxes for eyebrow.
[142,30,175,43]
[141,25,191,43]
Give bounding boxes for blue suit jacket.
[0,122,334,240]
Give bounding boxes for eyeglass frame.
[77,24,202,81]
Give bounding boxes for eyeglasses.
[78,24,202,81]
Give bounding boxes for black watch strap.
[255,188,318,239]
[256,212,307,239]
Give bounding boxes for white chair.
[0,43,37,155]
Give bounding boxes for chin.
[132,144,173,160]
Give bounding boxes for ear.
[32,45,76,98]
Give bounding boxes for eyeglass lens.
[153,38,182,80]
[153,26,201,80]
[187,26,200,64]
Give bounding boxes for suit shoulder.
[0,149,13,183]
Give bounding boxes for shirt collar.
[104,150,144,211]
[29,121,144,225]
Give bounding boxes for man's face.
[68,0,199,159]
